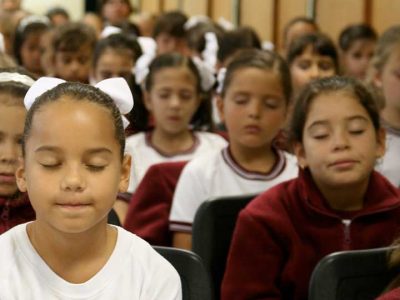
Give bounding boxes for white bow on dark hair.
[24,77,134,129]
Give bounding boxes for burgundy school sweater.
[376,287,400,300]
[124,161,187,246]
[0,193,35,234]
[221,169,400,300]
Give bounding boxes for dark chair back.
[309,246,400,300]
[154,246,213,300]
[191,194,256,299]
[107,208,121,226]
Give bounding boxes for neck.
[314,178,369,211]
[229,143,277,174]
[27,220,117,283]
[151,128,194,155]
[381,106,400,129]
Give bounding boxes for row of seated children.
[125,25,400,300]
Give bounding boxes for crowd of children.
[2,0,400,298]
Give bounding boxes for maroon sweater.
[376,287,400,300]
[221,169,400,300]
[0,193,35,234]
[124,161,187,246]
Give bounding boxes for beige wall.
[22,0,85,20]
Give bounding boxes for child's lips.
[0,173,16,184]
[244,125,261,133]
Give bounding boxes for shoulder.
[243,178,299,221]
[195,132,228,146]
[0,224,27,280]
[125,132,146,148]
[116,227,179,276]
[182,148,223,173]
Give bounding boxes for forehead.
[295,45,334,61]
[152,66,197,87]
[227,67,282,92]
[29,97,116,141]
[347,39,375,52]
[306,91,369,122]
[98,49,134,66]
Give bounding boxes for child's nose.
[248,100,261,119]
[309,64,321,79]
[0,140,18,164]
[60,165,86,192]
[332,130,350,151]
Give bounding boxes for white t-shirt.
[0,224,181,300]
[169,147,298,232]
[125,131,228,193]
[375,124,400,187]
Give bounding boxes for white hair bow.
[24,77,134,129]
[216,67,226,94]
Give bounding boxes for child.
[338,23,377,80]
[169,49,298,249]
[91,33,142,83]
[281,16,319,56]
[287,32,338,97]
[46,7,70,26]
[91,32,143,134]
[221,76,400,300]
[367,25,400,187]
[0,77,181,299]
[13,15,49,77]
[153,11,188,55]
[52,22,97,83]
[100,0,133,27]
[0,67,36,234]
[125,52,227,193]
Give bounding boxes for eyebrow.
[307,115,369,129]
[35,146,113,155]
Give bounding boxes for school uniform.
[0,223,181,300]
[169,146,298,233]
[221,169,400,300]
[375,121,400,187]
[124,161,188,246]
[376,287,400,300]
[125,131,228,193]
[0,193,35,234]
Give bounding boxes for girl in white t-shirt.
[0,77,181,299]
[125,52,227,193]
[170,49,298,249]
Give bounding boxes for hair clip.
[216,67,226,94]
[0,72,35,86]
[192,56,216,91]
[18,15,50,32]
[202,32,218,72]
[24,77,134,129]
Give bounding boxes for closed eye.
[86,165,106,172]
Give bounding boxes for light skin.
[155,33,188,56]
[102,0,131,26]
[294,91,385,211]
[0,100,26,197]
[173,67,288,250]
[341,39,375,80]
[16,97,131,283]
[53,44,92,83]
[374,45,400,129]
[92,49,134,83]
[282,21,318,55]
[144,66,201,155]
[20,31,45,76]
[290,45,336,95]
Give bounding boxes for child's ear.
[143,91,153,111]
[376,127,386,159]
[373,71,383,88]
[216,95,225,124]
[15,157,27,192]
[293,142,308,169]
[118,154,131,193]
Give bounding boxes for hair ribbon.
[24,77,134,129]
